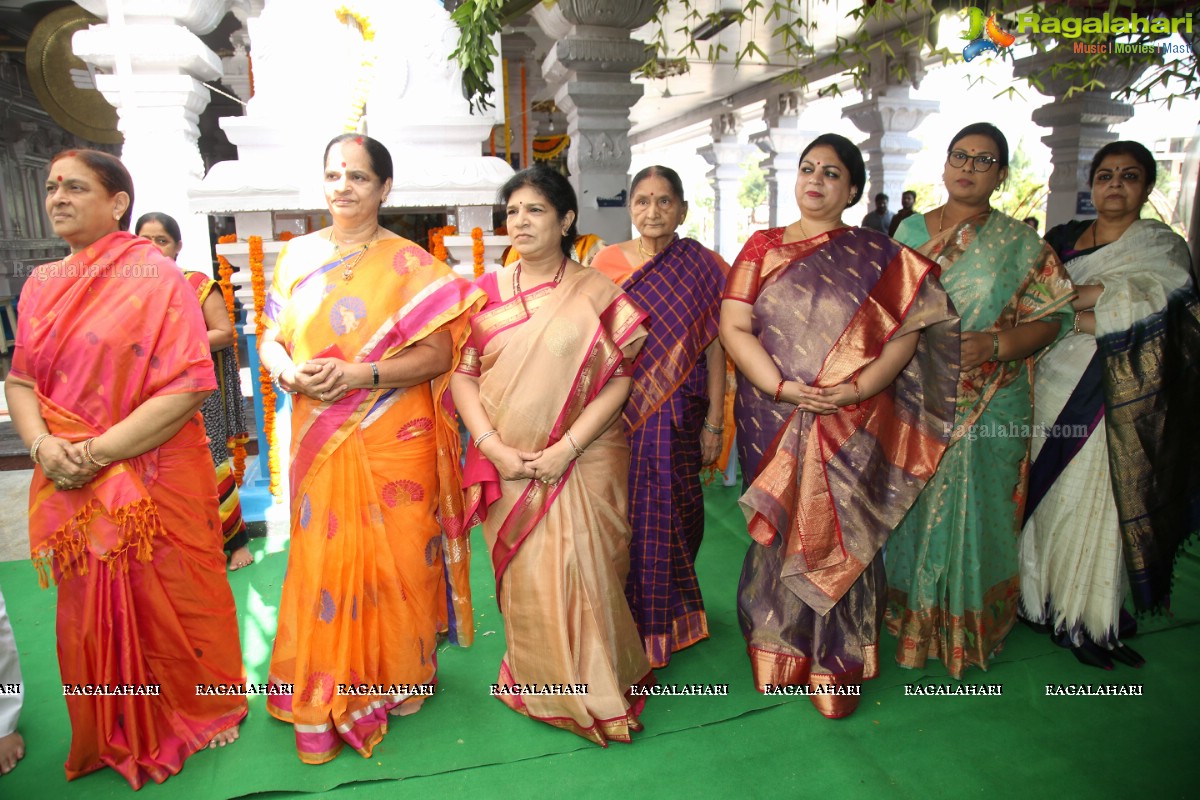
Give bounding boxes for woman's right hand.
[38,437,100,489]
[780,380,839,414]
[291,361,346,401]
[479,438,539,481]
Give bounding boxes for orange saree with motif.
[13,231,246,789]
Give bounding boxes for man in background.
[862,192,893,233]
[888,190,918,237]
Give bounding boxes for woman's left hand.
[524,440,575,486]
[699,426,722,465]
[961,332,994,370]
[303,358,353,402]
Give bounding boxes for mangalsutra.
[637,234,676,261]
[513,256,567,318]
[328,226,380,282]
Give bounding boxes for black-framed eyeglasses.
[947,151,997,172]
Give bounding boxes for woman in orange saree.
[259,134,482,764]
[452,166,652,745]
[5,149,246,789]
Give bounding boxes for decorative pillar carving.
[698,113,754,261]
[1013,50,1150,228]
[536,0,657,243]
[842,49,938,206]
[750,92,819,228]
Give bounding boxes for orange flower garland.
[471,227,485,278]
[216,234,249,486]
[248,235,280,499]
[428,225,456,262]
[335,6,377,132]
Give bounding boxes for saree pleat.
[886,211,1076,678]
[264,236,482,763]
[13,232,246,788]
[462,269,652,745]
[1019,219,1200,646]
[727,226,959,715]
[594,238,726,667]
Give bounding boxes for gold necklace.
[636,234,675,261]
[329,226,380,282]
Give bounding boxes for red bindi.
[341,162,346,167]
[65,150,77,157]
[56,175,62,182]
[354,136,363,145]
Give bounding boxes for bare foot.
[227,547,253,571]
[388,698,425,717]
[208,724,240,749]
[0,731,25,774]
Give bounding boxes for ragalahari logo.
[961,8,1017,61]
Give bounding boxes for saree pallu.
[1020,219,1200,645]
[263,236,483,764]
[461,269,652,746]
[12,231,246,788]
[726,227,959,716]
[185,271,249,551]
[594,237,727,667]
[887,211,1075,678]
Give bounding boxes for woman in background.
[592,165,727,668]
[137,211,252,570]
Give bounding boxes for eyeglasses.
[947,151,997,172]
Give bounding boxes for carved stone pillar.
[750,92,819,228]
[72,0,233,273]
[698,113,754,261]
[1013,51,1150,229]
[536,0,657,243]
[842,50,937,206]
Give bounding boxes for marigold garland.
[278,230,295,241]
[248,235,280,499]
[216,234,249,486]
[335,6,377,132]
[471,227,485,278]
[428,225,456,262]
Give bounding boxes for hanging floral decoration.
[248,235,280,499]
[278,231,295,241]
[428,225,456,263]
[216,234,249,485]
[335,6,377,133]
[471,227,485,278]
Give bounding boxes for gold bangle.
[29,433,51,464]
[989,332,1001,362]
[1072,313,1082,335]
[474,429,498,449]
[702,420,724,435]
[83,438,110,468]
[565,429,585,459]
[852,379,861,405]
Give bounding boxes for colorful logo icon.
[962,8,1016,62]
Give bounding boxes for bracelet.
[773,379,785,403]
[474,429,498,449]
[83,438,111,468]
[1072,313,1082,335]
[702,420,724,435]
[989,332,1001,362]
[371,362,380,387]
[29,433,51,464]
[565,429,585,459]
[269,363,292,383]
[852,379,861,405]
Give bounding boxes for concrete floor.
[0,469,30,563]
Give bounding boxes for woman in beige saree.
[452,166,652,745]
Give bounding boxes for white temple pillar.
[698,114,754,262]
[1013,51,1150,229]
[71,0,232,273]
[750,92,819,228]
[842,50,937,205]
[536,0,657,244]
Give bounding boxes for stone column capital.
[74,0,239,35]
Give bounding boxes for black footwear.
[1110,642,1145,668]
[1070,640,1114,671]
[1118,609,1139,640]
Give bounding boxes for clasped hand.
[284,358,353,403]
[481,438,574,484]
[39,437,100,490]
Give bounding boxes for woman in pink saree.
[452,166,652,745]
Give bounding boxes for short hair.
[135,211,182,243]
[49,149,134,231]
[799,133,866,207]
[630,165,686,204]
[948,122,1010,171]
[902,190,917,200]
[323,133,394,183]
[1088,140,1157,188]
[874,192,888,203]
[499,166,579,257]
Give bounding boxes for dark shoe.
[1118,609,1138,640]
[1110,642,1145,668]
[1070,639,1114,670]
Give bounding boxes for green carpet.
[1,483,1196,799]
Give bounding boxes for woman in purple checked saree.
[258,134,483,764]
[721,134,960,718]
[592,165,729,668]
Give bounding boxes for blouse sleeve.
[722,230,771,303]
